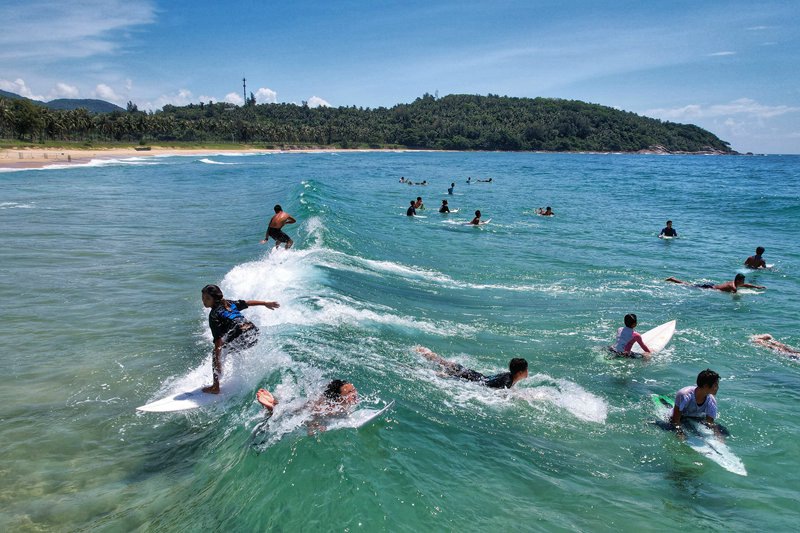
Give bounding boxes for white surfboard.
[464,218,491,226]
[652,395,746,476]
[136,386,226,412]
[631,320,676,354]
[325,400,395,431]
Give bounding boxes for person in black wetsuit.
[416,347,529,389]
[201,284,280,394]
[406,200,416,216]
[439,200,450,213]
[659,220,677,238]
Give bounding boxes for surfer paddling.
[744,247,767,269]
[256,380,358,432]
[610,313,651,359]
[201,284,279,394]
[261,204,296,249]
[665,273,765,293]
[750,334,800,358]
[670,369,721,435]
[416,347,528,389]
[536,206,554,216]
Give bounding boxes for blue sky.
[1,0,799,153]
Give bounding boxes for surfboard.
[659,235,676,240]
[325,400,395,431]
[464,218,491,226]
[631,320,676,354]
[136,386,225,412]
[651,394,746,476]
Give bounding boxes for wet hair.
[274,204,282,213]
[324,379,349,400]
[475,210,481,216]
[734,273,746,283]
[417,197,422,201]
[624,313,638,328]
[546,206,551,211]
[202,284,230,310]
[442,200,448,204]
[666,220,672,225]
[451,182,455,186]
[696,368,720,388]
[509,358,528,375]
[756,246,765,255]
[410,200,415,206]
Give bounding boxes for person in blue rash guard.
[201,284,280,394]
[416,347,529,389]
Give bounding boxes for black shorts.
[224,323,260,353]
[447,363,485,383]
[695,283,715,289]
[268,227,291,243]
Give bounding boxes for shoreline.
[0,145,739,170]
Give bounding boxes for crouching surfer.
[201,284,279,394]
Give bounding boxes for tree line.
[0,93,733,153]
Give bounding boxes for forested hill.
[0,93,733,153]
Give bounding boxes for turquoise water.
[1,152,798,531]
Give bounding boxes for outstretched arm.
[741,283,766,289]
[246,300,280,309]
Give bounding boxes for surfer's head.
[274,204,283,213]
[696,369,720,391]
[325,380,357,404]
[201,284,224,308]
[624,314,638,328]
[475,210,481,217]
[510,358,528,376]
[756,246,765,255]
[734,273,746,286]
[666,220,672,227]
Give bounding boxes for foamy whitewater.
[1,152,798,531]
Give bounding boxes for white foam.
[515,375,608,423]
[198,158,238,165]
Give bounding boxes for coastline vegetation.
[0,93,733,154]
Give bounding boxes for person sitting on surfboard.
[448,182,455,195]
[670,369,720,433]
[469,210,481,225]
[744,247,767,269]
[659,220,677,238]
[406,201,417,217]
[610,313,651,358]
[414,196,424,210]
[201,284,280,394]
[439,200,450,213]
[665,273,765,293]
[416,347,528,389]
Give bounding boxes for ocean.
[1,151,798,531]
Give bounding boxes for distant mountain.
[0,89,124,113]
[46,99,124,113]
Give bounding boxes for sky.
[1,0,799,153]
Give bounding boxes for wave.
[0,202,35,209]
[198,158,238,165]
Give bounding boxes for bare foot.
[202,385,220,394]
[256,388,277,410]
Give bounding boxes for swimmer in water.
[744,247,767,269]
[439,199,450,213]
[659,220,677,238]
[750,334,800,357]
[536,206,554,216]
[665,273,765,293]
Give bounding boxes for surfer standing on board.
[744,247,767,269]
[261,204,296,249]
[659,220,677,238]
[201,284,279,394]
[416,347,529,389]
[665,273,765,293]
[610,313,651,358]
[670,369,720,434]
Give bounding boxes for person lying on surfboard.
[610,313,651,358]
[750,334,800,357]
[665,273,765,293]
[670,369,721,436]
[201,284,280,394]
[536,206,554,216]
[469,210,482,225]
[744,247,767,269]
[416,347,528,389]
[256,380,358,432]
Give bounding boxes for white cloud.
[141,89,196,111]
[0,78,45,100]
[255,87,278,104]
[645,98,800,121]
[307,96,331,108]
[0,0,156,62]
[708,51,736,56]
[94,83,120,102]
[224,92,244,106]
[49,82,79,99]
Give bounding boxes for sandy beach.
[0,146,405,169]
